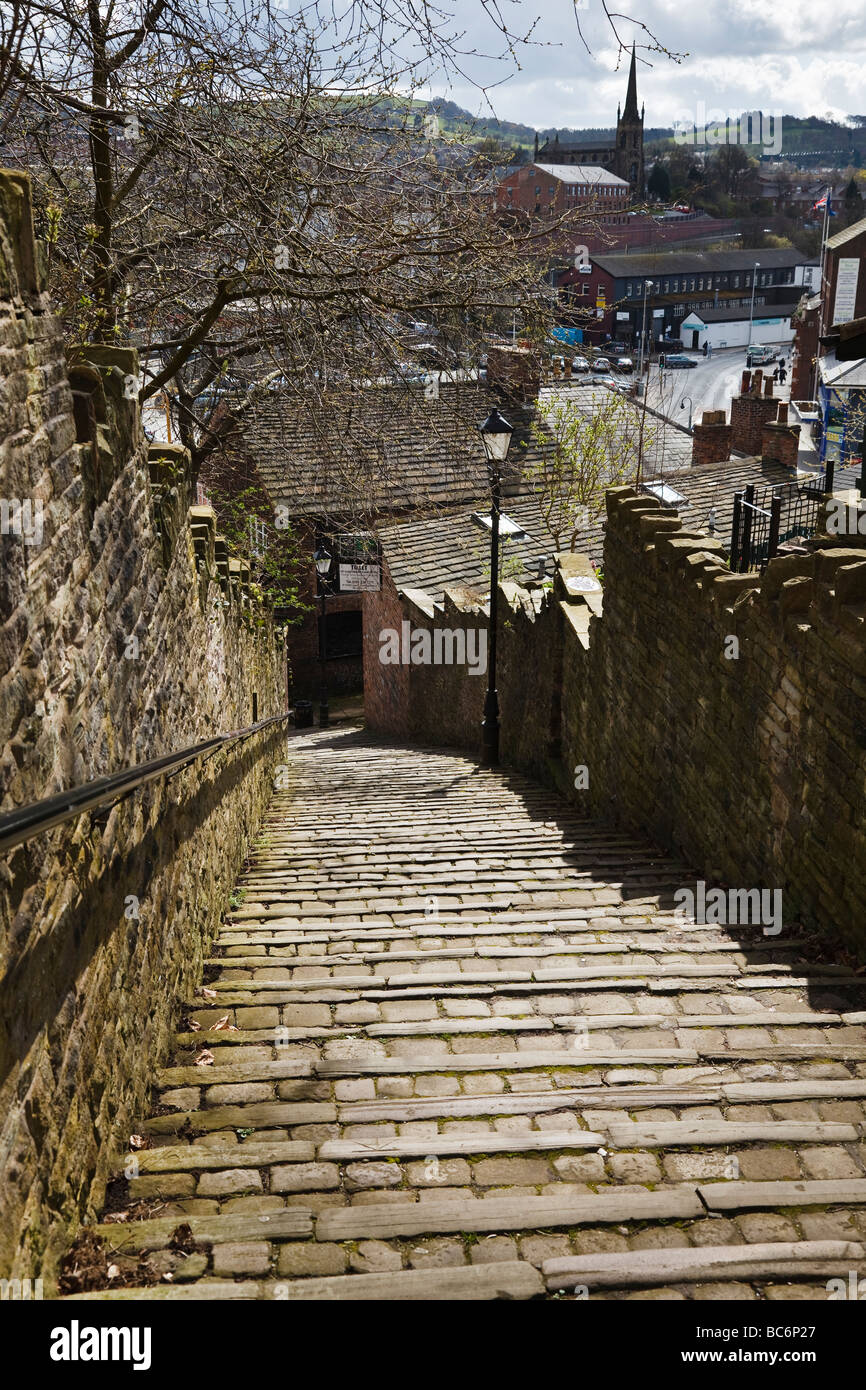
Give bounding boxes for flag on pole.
[812,191,836,215]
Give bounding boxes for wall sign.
[832,258,860,326]
[339,563,381,592]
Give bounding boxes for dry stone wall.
[0,171,285,1283]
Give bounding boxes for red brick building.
[792,215,866,400]
[496,163,630,220]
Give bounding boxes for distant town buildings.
[558,247,817,348]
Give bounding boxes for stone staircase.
[65,727,866,1300]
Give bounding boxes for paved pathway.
[69,728,866,1300]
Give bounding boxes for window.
[535,186,541,194]
[663,280,670,293]
[733,274,741,287]
[549,185,555,195]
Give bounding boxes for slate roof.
[380,491,563,599]
[593,249,811,278]
[380,454,862,604]
[538,382,695,475]
[826,215,866,250]
[534,163,629,187]
[234,379,545,524]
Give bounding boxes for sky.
[411,0,866,131]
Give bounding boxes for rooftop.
[533,163,628,186]
[826,215,866,251]
[683,297,803,324]
[233,378,545,523]
[593,248,812,278]
[380,452,862,604]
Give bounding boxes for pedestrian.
[773,365,780,383]
[779,363,787,385]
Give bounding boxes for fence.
[729,479,824,573]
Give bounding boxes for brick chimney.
[691,409,733,467]
[761,402,801,470]
[730,370,780,455]
[486,345,542,404]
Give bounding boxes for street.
[642,342,793,431]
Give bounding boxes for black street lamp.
[314,546,332,727]
[478,407,515,767]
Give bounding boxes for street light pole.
[637,279,654,396]
[636,281,653,485]
[746,261,761,355]
[478,409,515,768]
[314,546,332,728]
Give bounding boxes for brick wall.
[363,568,487,747]
[0,171,285,1284]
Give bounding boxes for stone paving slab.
[542,1241,865,1290]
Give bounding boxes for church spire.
[622,43,640,122]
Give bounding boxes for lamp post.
[314,546,332,728]
[637,279,654,394]
[746,261,761,355]
[478,408,514,767]
[636,281,654,485]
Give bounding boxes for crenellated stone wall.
[0,171,286,1283]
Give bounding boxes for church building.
[533,44,645,196]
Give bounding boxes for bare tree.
[528,387,657,548]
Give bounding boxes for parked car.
[592,356,611,373]
[594,375,619,389]
[615,356,634,373]
[660,353,698,369]
[746,345,778,366]
[571,355,590,373]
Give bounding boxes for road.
[642,343,793,432]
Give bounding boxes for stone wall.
[0,171,285,1283]
[562,489,866,950]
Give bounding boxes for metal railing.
[729,480,823,574]
[0,713,289,856]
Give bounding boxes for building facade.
[559,248,815,347]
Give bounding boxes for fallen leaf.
[194,1049,214,1066]
[199,986,218,999]
[129,1134,146,1150]
[107,1264,120,1280]
[188,1019,201,1031]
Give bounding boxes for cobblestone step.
[90,730,866,1300]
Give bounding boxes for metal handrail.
[0,713,289,856]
